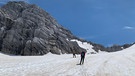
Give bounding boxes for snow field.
[0,43,135,76]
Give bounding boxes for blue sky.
[1,0,135,46]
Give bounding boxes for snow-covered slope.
[71,39,97,54]
[0,44,135,76]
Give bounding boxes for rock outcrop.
[0,1,134,55]
[78,39,133,53]
[105,44,133,52]
[91,42,133,52]
[0,1,84,55]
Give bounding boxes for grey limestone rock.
[0,1,84,55]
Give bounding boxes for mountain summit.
[0,1,85,55]
[0,1,133,55]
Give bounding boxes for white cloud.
[123,26,134,30]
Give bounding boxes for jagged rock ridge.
[0,1,84,55]
[0,1,134,55]
[78,39,133,53]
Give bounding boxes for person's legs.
[73,54,76,58]
[82,57,85,64]
[80,57,83,64]
[73,55,75,58]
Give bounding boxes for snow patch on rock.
[71,39,97,54]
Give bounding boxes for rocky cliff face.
[0,1,84,55]
[90,41,133,52]
[105,44,133,52]
[0,1,133,55]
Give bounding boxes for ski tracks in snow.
[1,51,135,76]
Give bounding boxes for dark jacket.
[81,51,85,58]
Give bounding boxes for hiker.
[73,53,76,58]
[80,51,86,65]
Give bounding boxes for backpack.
[81,52,85,56]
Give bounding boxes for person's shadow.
[76,63,81,65]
